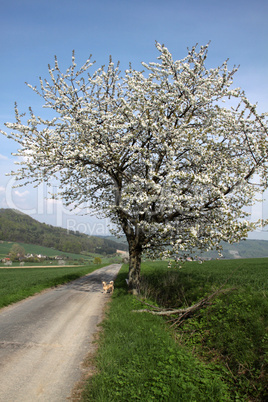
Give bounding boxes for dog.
[102,281,114,294]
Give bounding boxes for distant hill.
[196,239,268,260]
[100,235,128,246]
[102,235,268,259]
[0,209,128,255]
[0,209,266,259]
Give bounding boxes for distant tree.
[9,243,25,261]
[2,43,268,293]
[93,257,102,265]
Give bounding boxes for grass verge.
[82,264,231,401]
[82,259,267,401]
[135,259,268,401]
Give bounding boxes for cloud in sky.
[13,190,30,198]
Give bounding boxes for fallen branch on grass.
[132,266,240,326]
[132,287,236,326]
[133,288,233,316]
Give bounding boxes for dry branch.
[132,266,240,325]
[132,287,236,325]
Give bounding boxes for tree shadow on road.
[55,269,120,294]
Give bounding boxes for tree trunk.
[120,216,143,294]
[127,238,142,295]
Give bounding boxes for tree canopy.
[2,42,268,291]
[9,243,25,261]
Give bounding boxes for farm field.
[0,240,122,308]
[0,264,105,308]
[0,240,92,261]
[0,240,122,269]
[82,258,268,401]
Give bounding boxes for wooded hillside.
[0,209,128,255]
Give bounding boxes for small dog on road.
[102,281,114,294]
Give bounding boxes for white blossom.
[1,42,268,290]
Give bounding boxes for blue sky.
[0,0,267,238]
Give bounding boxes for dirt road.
[0,264,121,401]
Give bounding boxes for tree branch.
[132,287,236,322]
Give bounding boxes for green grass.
[82,264,230,401]
[1,255,266,400]
[139,258,268,307]
[0,240,92,260]
[0,264,105,308]
[83,259,268,401]
[0,240,123,268]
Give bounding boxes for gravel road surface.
[0,264,121,401]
